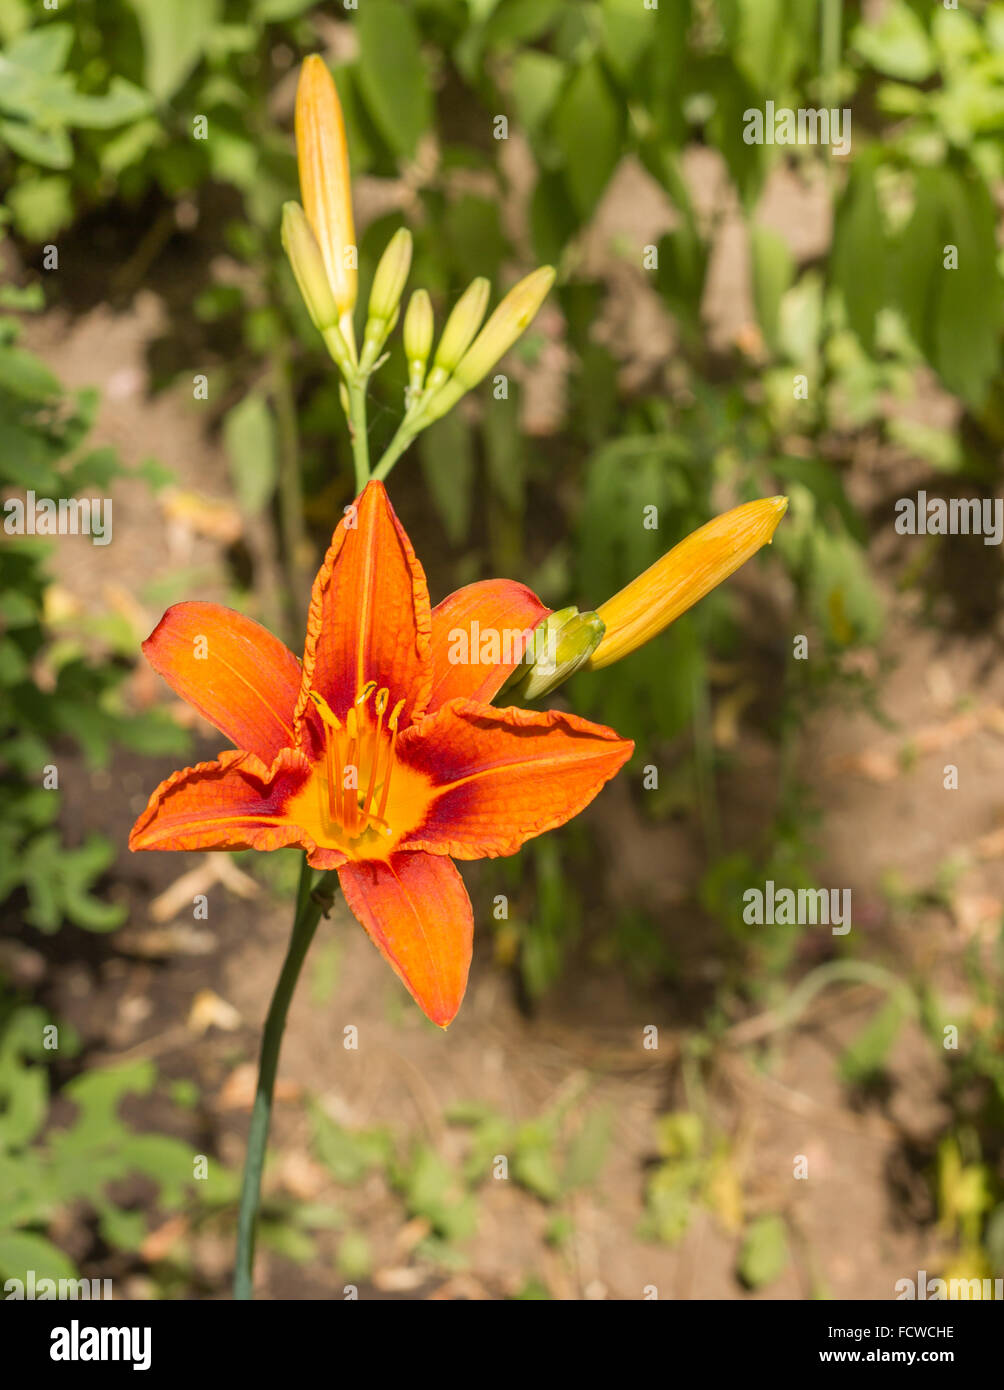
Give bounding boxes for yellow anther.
[375,687,389,716]
[387,698,406,732]
[346,706,358,740]
[308,689,342,730]
[355,680,377,706]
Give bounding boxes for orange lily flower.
[130,482,632,1027]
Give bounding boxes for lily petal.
[295,481,432,734]
[143,602,301,764]
[427,579,550,712]
[129,748,324,856]
[397,699,633,859]
[338,852,473,1027]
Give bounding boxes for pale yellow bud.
[282,201,339,332]
[430,277,490,384]
[368,228,413,323]
[422,266,554,422]
[403,289,434,394]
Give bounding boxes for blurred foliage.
[308,1085,615,1276]
[0,995,233,1284]
[0,297,186,932]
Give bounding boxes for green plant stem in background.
[347,379,370,492]
[233,857,334,1299]
[820,0,841,108]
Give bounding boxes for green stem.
[372,419,419,482]
[233,857,334,1299]
[347,379,370,493]
[820,0,841,108]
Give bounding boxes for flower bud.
[504,606,606,701]
[403,289,434,394]
[282,201,339,332]
[368,227,413,324]
[358,228,412,373]
[421,266,554,422]
[586,497,789,671]
[428,277,490,389]
[295,55,356,318]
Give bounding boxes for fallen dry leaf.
[217,1062,302,1112]
[160,488,243,544]
[277,1150,329,1201]
[187,988,242,1035]
[149,854,258,924]
[140,1215,189,1263]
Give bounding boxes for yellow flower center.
[287,682,429,859]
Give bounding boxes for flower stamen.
[307,684,401,845]
[376,698,406,825]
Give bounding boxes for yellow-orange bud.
[295,55,356,319]
[586,497,789,670]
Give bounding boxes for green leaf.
[513,1117,563,1202]
[0,282,43,310]
[126,0,220,103]
[771,455,866,543]
[852,1,935,82]
[564,1106,612,1190]
[310,1108,389,1185]
[356,0,432,159]
[738,1214,789,1289]
[6,173,72,239]
[839,993,910,1086]
[254,0,316,16]
[0,1062,46,1150]
[750,225,794,355]
[483,0,564,47]
[336,1229,372,1280]
[0,344,60,400]
[43,77,152,130]
[418,412,474,546]
[552,60,622,219]
[509,50,565,139]
[223,391,277,516]
[5,24,73,75]
[830,156,889,354]
[0,118,72,169]
[731,0,787,93]
[933,173,1002,408]
[600,0,655,80]
[897,166,1002,408]
[395,1143,477,1241]
[0,1230,77,1282]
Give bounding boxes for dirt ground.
[8,150,1003,1299]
